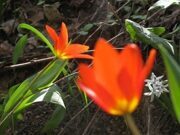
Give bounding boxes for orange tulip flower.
[77,38,156,115]
[46,22,93,59]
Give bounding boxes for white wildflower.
[144,72,169,102]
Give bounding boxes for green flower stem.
[123,114,141,135]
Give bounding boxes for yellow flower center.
[109,97,139,115]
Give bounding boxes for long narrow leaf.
[12,35,28,64]
[42,105,65,133]
[159,45,180,122]
[18,23,55,55]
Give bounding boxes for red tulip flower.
[77,39,156,115]
[46,22,93,59]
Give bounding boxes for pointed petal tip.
[60,22,68,31]
[45,24,53,32]
[147,49,157,68]
[59,22,68,48]
[61,22,66,26]
[150,49,157,57]
[61,22,67,29]
[45,24,49,29]
[45,24,59,45]
[124,43,140,52]
[95,38,115,51]
[45,24,55,33]
[96,38,108,46]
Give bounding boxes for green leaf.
[2,84,20,108]
[0,105,3,115]
[159,45,180,122]
[42,105,65,133]
[131,15,147,20]
[8,84,20,97]
[82,24,94,32]
[78,31,88,36]
[179,45,180,64]
[12,35,28,64]
[15,113,24,121]
[78,23,94,36]
[18,23,55,55]
[29,61,67,91]
[149,0,180,11]
[2,59,67,116]
[14,84,65,113]
[147,27,166,36]
[125,19,174,54]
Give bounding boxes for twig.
[107,1,121,22]
[82,108,100,135]
[107,32,124,42]
[83,25,102,44]
[4,56,54,70]
[115,0,131,14]
[147,9,163,21]
[90,0,106,21]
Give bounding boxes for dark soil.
[0,0,180,134]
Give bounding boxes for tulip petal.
[46,25,61,53]
[59,22,68,50]
[78,82,124,115]
[94,38,123,99]
[138,49,156,91]
[63,44,93,59]
[118,44,144,98]
[45,25,59,45]
[119,44,143,83]
[67,54,93,59]
[78,64,123,115]
[64,44,89,55]
[118,67,134,100]
[78,64,95,89]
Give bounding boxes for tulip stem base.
[123,114,141,135]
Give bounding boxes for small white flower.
[144,72,169,102]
